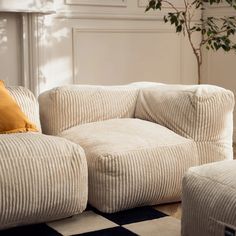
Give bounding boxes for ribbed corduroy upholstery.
[0,133,88,230]
[0,86,88,229]
[8,86,42,132]
[39,85,139,135]
[60,118,198,213]
[135,84,235,164]
[182,161,236,236]
[39,83,234,213]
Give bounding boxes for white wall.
[0,13,21,86]
[202,5,236,140]
[0,0,198,94]
[36,0,199,93]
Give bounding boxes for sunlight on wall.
[0,18,7,52]
[40,25,70,47]
[37,15,73,93]
[39,56,73,93]
[39,15,70,46]
[53,0,64,9]
[0,0,54,11]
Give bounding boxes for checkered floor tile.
[0,205,180,236]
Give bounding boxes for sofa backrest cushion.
[135,84,234,141]
[39,85,140,135]
[8,86,42,132]
[135,84,235,164]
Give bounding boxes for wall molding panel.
[55,11,164,21]
[138,0,184,8]
[65,0,127,7]
[21,13,42,96]
[72,26,187,85]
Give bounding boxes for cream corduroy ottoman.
[182,160,236,236]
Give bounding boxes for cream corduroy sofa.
[0,86,88,230]
[39,82,235,213]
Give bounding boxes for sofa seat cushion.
[0,133,88,230]
[60,118,198,213]
[182,160,236,236]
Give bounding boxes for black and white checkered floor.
[0,205,181,236]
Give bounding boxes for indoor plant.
[146,0,236,84]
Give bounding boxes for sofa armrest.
[135,84,235,164]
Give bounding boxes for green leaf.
[144,0,236,55]
[176,25,182,32]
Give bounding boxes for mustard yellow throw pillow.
[0,81,38,134]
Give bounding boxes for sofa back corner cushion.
[39,85,140,135]
[0,81,41,133]
[135,84,235,164]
